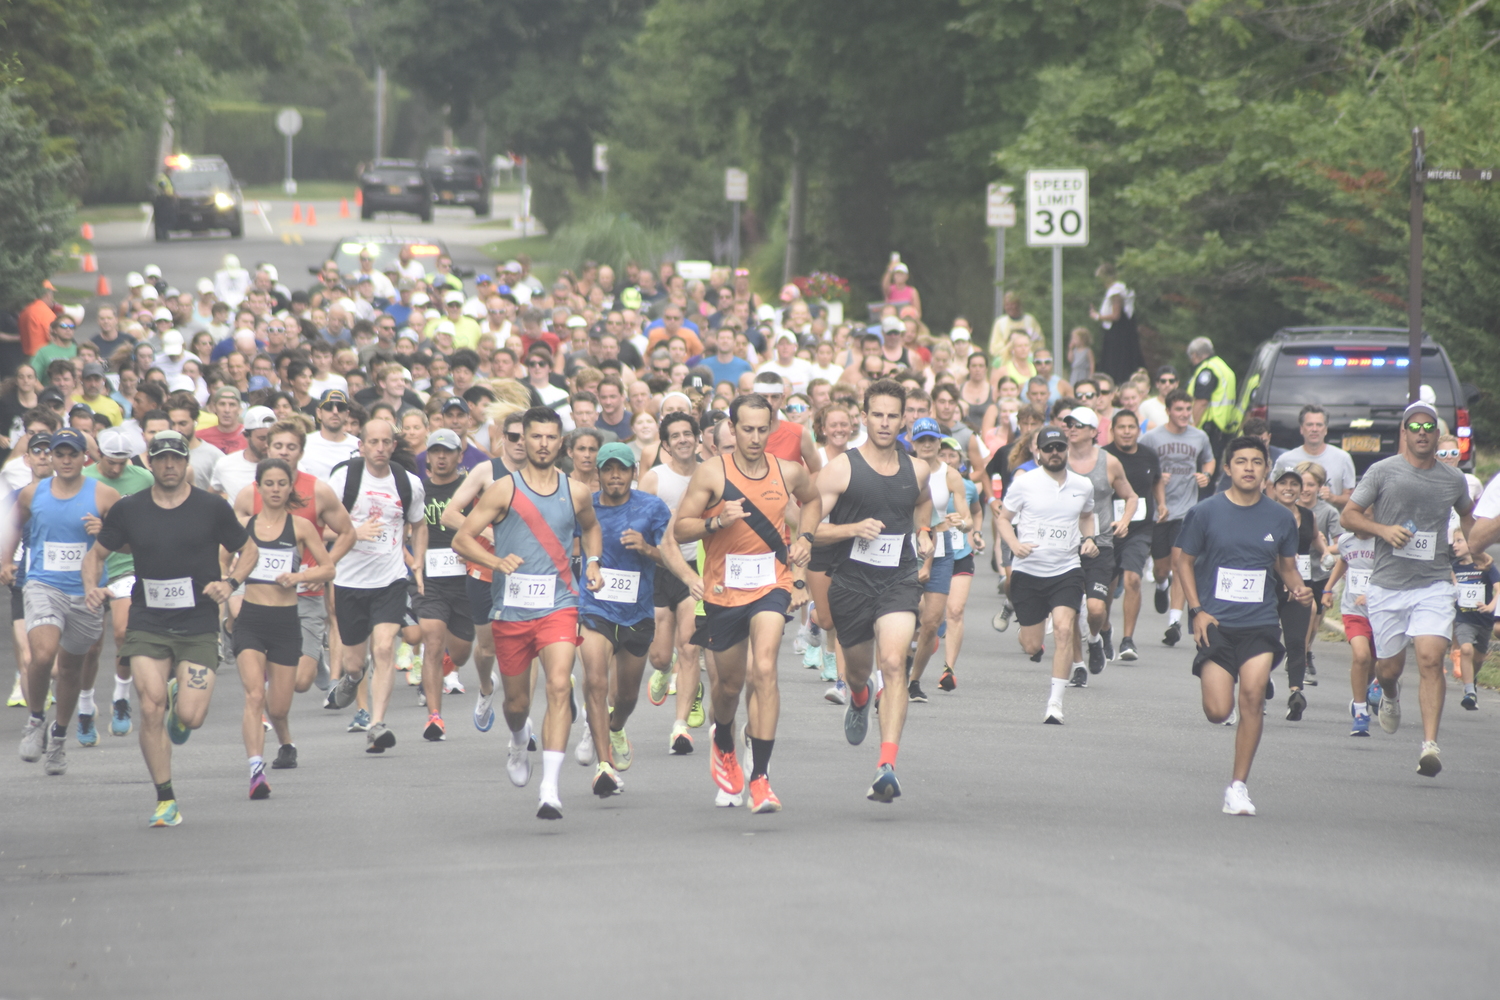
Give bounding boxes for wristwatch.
[792,579,807,590]
[1188,606,1204,617]
[799,531,814,544]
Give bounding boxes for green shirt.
[84,462,156,581]
[32,342,78,380]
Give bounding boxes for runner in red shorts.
[1326,530,1378,735]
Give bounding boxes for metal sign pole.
[1052,246,1063,366]
[732,203,741,267]
[994,227,1005,324]
[1408,127,1424,404]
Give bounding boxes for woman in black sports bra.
[960,351,997,432]
[231,458,336,800]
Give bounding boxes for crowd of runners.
[6,252,1498,824]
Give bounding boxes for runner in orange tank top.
[675,392,821,813]
[752,372,822,471]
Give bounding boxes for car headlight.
[213,192,235,210]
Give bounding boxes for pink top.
[886,284,914,305]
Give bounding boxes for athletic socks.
[1088,634,1102,647]
[1156,579,1170,592]
[1072,661,1086,674]
[539,750,564,802]
[851,684,869,708]
[749,737,774,779]
[878,742,899,768]
[1168,609,1182,625]
[114,674,133,702]
[508,721,529,748]
[1353,701,1368,716]
[78,689,96,716]
[1050,676,1067,700]
[713,719,736,753]
[51,721,67,739]
[155,781,175,802]
[1464,683,1476,695]
[248,756,263,777]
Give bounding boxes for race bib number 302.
[43,542,86,573]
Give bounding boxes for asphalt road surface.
[3,577,1498,999]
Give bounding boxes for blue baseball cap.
[50,429,88,453]
[910,417,942,440]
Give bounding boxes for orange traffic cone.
[291,203,303,223]
[339,198,350,218]
[96,275,111,297]
[354,188,363,206]
[81,254,97,273]
[306,205,318,226]
[80,222,94,240]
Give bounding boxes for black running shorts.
[411,576,476,643]
[1114,528,1152,577]
[692,590,792,652]
[653,562,692,610]
[1009,568,1085,628]
[1191,623,1285,679]
[827,575,921,649]
[581,614,655,657]
[233,601,302,667]
[1151,518,1184,561]
[334,578,410,646]
[1081,550,1113,602]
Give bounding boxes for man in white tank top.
[638,411,708,753]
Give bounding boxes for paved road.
[3,576,1497,998]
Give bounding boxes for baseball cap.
[261,264,279,282]
[435,319,456,337]
[891,262,909,274]
[751,375,784,393]
[619,287,642,310]
[444,290,465,305]
[502,260,523,273]
[140,286,159,301]
[881,315,904,334]
[319,389,351,408]
[38,387,66,408]
[242,406,277,430]
[152,307,173,322]
[1403,400,1439,423]
[50,429,88,452]
[596,441,637,469]
[1271,463,1303,484]
[475,273,493,285]
[223,253,240,270]
[97,427,138,459]
[910,417,942,440]
[80,361,107,379]
[425,428,463,452]
[411,292,430,307]
[126,271,145,288]
[950,326,971,342]
[939,436,962,451]
[69,403,93,417]
[147,430,190,458]
[439,397,470,415]
[1036,427,1068,449]
[565,315,588,328]
[196,278,214,295]
[247,375,271,392]
[211,386,241,403]
[1154,365,1179,380]
[160,330,184,355]
[144,264,162,278]
[1066,406,1099,428]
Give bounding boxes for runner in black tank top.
[812,379,935,804]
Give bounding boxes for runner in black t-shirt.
[1103,409,1163,660]
[413,429,475,742]
[84,430,253,828]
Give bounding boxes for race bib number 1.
[1214,567,1266,604]
[143,577,195,610]
[725,553,776,589]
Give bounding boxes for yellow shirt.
[70,392,123,428]
[991,313,1042,343]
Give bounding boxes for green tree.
[0,90,77,313]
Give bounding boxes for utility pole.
[373,66,386,160]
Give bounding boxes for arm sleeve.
[1193,369,1217,401]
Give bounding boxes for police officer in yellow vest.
[1187,336,1240,464]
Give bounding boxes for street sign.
[275,108,303,137]
[726,168,748,203]
[1423,168,1496,182]
[593,143,609,173]
[1025,169,1088,247]
[986,183,1015,228]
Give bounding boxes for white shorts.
[107,574,136,601]
[1365,579,1456,659]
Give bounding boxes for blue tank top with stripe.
[27,479,100,596]
[489,469,580,622]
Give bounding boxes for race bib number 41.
[850,534,905,568]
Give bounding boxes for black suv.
[1239,327,1479,472]
[422,147,489,216]
[360,159,432,222]
[152,154,242,240]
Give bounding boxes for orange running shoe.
[709,726,743,794]
[748,776,781,814]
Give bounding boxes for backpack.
[333,457,412,515]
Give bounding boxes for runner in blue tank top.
[2,430,120,776]
[454,405,604,821]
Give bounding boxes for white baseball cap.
[160,330,185,356]
[1066,406,1098,428]
[242,405,277,430]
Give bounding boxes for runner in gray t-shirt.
[1340,401,1474,780]
[1140,391,1215,646]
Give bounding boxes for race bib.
[43,541,85,573]
[1394,531,1436,561]
[1031,523,1074,549]
[1113,499,1146,523]
[1458,582,1485,610]
[725,552,775,590]
[1214,567,1266,604]
[503,572,555,610]
[143,576,195,609]
[934,530,946,558]
[425,548,465,577]
[253,548,295,581]
[950,528,965,553]
[1295,554,1311,579]
[850,534,905,568]
[354,523,396,555]
[1346,569,1371,595]
[597,568,641,604]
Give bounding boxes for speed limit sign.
[1025,169,1089,247]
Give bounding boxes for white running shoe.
[473,689,495,732]
[1222,781,1256,816]
[715,788,743,807]
[443,672,465,694]
[1043,699,1064,725]
[575,723,596,766]
[1417,741,1442,777]
[506,729,532,787]
[1378,683,1401,734]
[825,681,848,705]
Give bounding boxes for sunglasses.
[1157,377,1177,384]
[1034,357,1053,365]
[58,323,75,330]
[1437,448,1461,458]
[29,443,51,454]
[321,403,349,413]
[1406,421,1437,433]
[786,403,808,413]
[1075,391,1098,401]
[506,431,522,443]
[1039,443,1068,454]
[1062,419,1087,429]
[527,359,549,367]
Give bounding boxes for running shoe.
[1154,583,1170,614]
[1101,628,1115,663]
[1461,691,1478,711]
[507,730,532,787]
[844,681,871,746]
[819,653,837,683]
[1069,665,1088,688]
[748,776,781,814]
[710,726,744,795]
[329,672,360,710]
[648,668,672,705]
[1305,651,1317,684]
[1163,622,1181,647]
[714,788,743,808]
[1118,637,1139,662]
[347,708,371,733]
[808,621,822,648]
[1417,741,1442,777]
[365,721,396,753]
[109,698,132,736]
[249,763,270,800]
[1378,684,1400,734]
[1367,679,1382,711]
[992,603,1013,632]
[473,689,495,732]
[396,640,413,671]
[575,724,595,766]
[687,682,705,728]
[825,680,849,705]
[669,721,694,755]
[76,713,98,747]
[149,799,182,828]
[609,728,632,771]
[1087,641,1106,675]
[537,797,563,820]
[323,685,340,710]
[262,715,272,732]
[443,672,464,695]
[668,674,677,696]
[1044,699,1064,725]
[1265,679,1275,702]
[423,713,446,742]
[1286,690,1306,722]
[1029,647,1045,663]
[867,763,901,803]
[793,623,809,655]
[165,679,190,745]
[43,736,66,775]
[1222,781,1255,816]
[938,668,956,692]
[7,674,23,707]
[314,658,330,691]
[1349,702,1370,737]
[908,680,927,703]
[271,743,298,769]
[19,716,45,762]
[593,761,623,797]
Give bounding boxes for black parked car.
[152,154,242,241]
[359,158,432,222]
[422,147,489,216]
[1238,327,1480,472]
